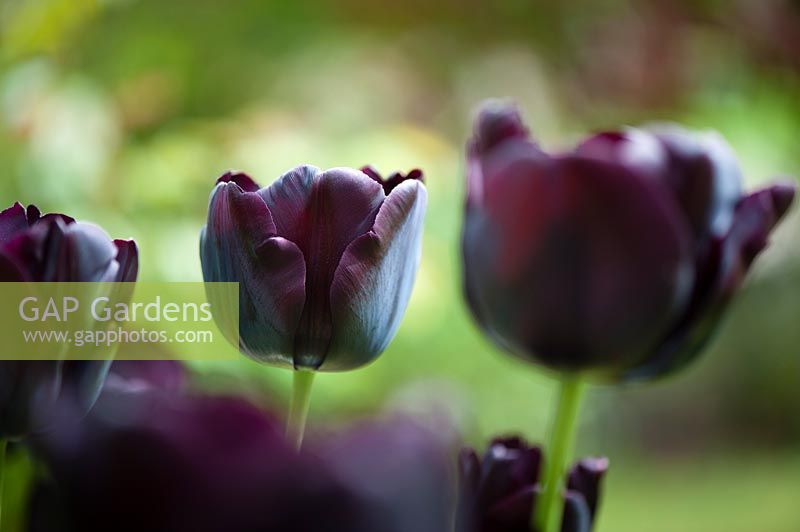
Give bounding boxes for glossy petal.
[288,167,385,368]
[201,182,306,366]
[324,179,426,370]
[59,222,120,282]
[625,182,796,379]
[652,126,743,240]
[466,151,693,372]
[258,165,319,243]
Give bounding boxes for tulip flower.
[200,165,426,447]
[464,102,795,379]
[29,368,452,532]
[0,202,139,439]
[457,437,608,532]
[462,100,795,532]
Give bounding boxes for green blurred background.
[1,0,799,530]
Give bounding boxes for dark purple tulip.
[0,202,138,438]
[457,437,608,532]
[200,165,427,371]
[463,101,796,380]
[29,373,452,532]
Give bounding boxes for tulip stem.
[533,374,585,532]
[286,370,315,451]
[0,438,7,530]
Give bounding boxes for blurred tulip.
[29,371,453,532]
[462,101,795,381]
[200,165,427,371]
[457,437,607,532]
[0,202,138,438]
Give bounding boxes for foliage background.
[1,0,799,530]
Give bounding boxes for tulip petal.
[567,457,609,521]
[283,167,385,368]
[59,360,113,415]
[465,153,694,372]
[0,250,27,281]
[258,165,319,243]
[113,239,139,283]
[478,437,542,512]
[484,486,536,531]
[323,179,425,370]
[201,182,306,365]
[217,170,261,192]
[0,362,62,439]
[59,223,120,282]
[0,202,30,244]
[470,100,531,155]
[361,166,424,195]
[652,127,743,239]
[625,182,796,379]
[561,490,592,532]
[456,449,481,532]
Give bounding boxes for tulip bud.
[200,165,427,371]
[456,437,608,532]
[462,101,795,381]
[0,202,139,438]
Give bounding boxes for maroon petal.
[58,223,120,282]
[285,168,384,368]
[477,437,542,512]
[0,202,30,245]
[470,100,531,156]
[217,170,261,192]
[325,179,425,370]
[258,165,319,244]
[467,108,544,210]
[466,151,694,372]
[361,166,424,195]
[625,181,796,379]
[0,250,28,281]
[200,182,306,365]
[651,126,743,240]
[484,486,537,532]
[567,457,609,521]
[577,126,744,247]
[113,239,139,283]
[561,490,592,532]
[456,448,482,531]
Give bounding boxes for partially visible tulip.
[463,101,795,381]
[0,202,138,439]
[29,373,453,532]
[200,165,426,372]
[457,437,608,532]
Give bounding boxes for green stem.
[532,375,585,532]
[285,370,315,451]
[0,438,7,531]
